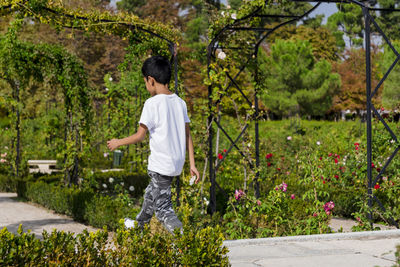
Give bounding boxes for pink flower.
[103,152,109,158]
[234,189,245,201]
[276,182,287,192]
[0,159,6,163]
[256,200,261,206]
[323,201,335,215]
[290,194,295,199]
[328,153,332,157]
[313,213,318,217]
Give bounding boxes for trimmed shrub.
[19,181,139,230]
[0,224,230,266]
[0,173,16,192]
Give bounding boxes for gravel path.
[0,192,97,238]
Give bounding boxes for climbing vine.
[0,19,90,183]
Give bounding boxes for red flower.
[267,162,272,167]
[381,107,384,111]
[374,184,380,190]
[334,158,338,164]
[328,153,332,157]
[276,167,281,171]
[319,157,322,161]
[376,168,381,172]
[371,163,375,168]
[265,153,273,159]
[323,180,326,184]
[223,149,227,153]
[354,143,360,146]
[334,175,339,179]
[218,153,223,160]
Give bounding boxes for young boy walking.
[107,56,199,233]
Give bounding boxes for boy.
[107,55,200,233]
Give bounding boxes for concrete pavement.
[224,230,400,267]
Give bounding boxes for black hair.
[141,56,171,85]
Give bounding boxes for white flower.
[231,13,237,20]
[391,139,396,144]
[221,11,225,16]
[4,146,8,150]
[203,197,209,206]
[226,4,231,9]
[287,136,292,141]
[91,170,94,174]
[103,152,109,158]
[120,182,124,186]
[102,183,107,189]
[0,159,6,163]
[382,176,388,181]
[189,176,196,186]
[109,76,113,81]
[129,186,135,191]
[316,141,321,146]
[217,51,226,60]
[105,87,109,92]
[109,177,114,183]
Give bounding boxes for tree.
[271,24,339,62]
[259,39,341,117]
[376,0,400,40]
[381,41,400,109]
[327,3,363,48]
[331,47,382,113]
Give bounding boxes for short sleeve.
[139,101,154,130]
[183,101,190,123]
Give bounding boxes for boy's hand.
[107,139,120,151]
[190,166,200,184]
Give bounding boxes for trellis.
[207,0,400,228]
[0,1,182,197]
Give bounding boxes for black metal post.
[208,46,216,214]
[254,52,260,199]
[363,7,373,224]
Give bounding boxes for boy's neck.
[153,83,173,96]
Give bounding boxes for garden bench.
[27,160,60,174]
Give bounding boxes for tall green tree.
[381,41,400,109]
[327,3,363,48]
[260,39,341,117]
[376,0,400,40]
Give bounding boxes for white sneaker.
[124,218,136,229]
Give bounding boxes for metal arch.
[207,0,400,228]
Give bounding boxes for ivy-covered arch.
[0,19,90,184]
[0,0,181,187]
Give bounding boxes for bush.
[0,224,230,266]
[18,181,139,230]
[90,171,149,198]
[0,173,16,192]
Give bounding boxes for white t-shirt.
[139,93,190,176]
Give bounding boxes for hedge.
[0,224,230,266]
[16,180,140,230]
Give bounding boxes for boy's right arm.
[107,124,148,151]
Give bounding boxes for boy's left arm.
[186,123,200,183]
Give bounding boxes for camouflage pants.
[135,170,182,233]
